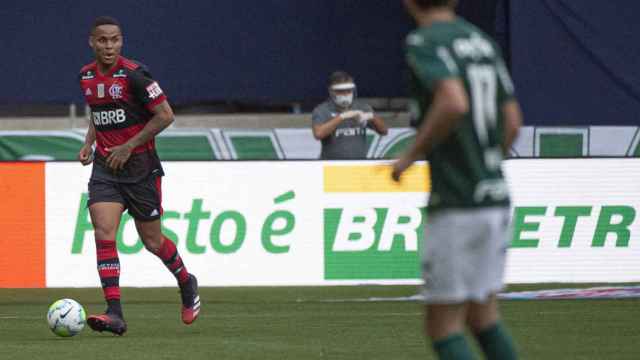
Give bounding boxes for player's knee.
[425,320,440,339]
[141,235,163,253]
[467,310,499,333]
[93,224,118,240]
[144,244,161,253]
[426,318,460,339]
[425,312,459,339]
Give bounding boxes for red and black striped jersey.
[79,56,167,182]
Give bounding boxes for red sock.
[96,240,121,312]
[154,236,189,285]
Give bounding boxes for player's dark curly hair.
[90,16,121,34]
[328,71,354,87]
[413,0,456,9]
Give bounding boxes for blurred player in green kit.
[392,1,523,359]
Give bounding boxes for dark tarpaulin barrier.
[0,1,411,105]
[1,0,497,107]
[508,0,640,125]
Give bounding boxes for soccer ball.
[47,298,86,337]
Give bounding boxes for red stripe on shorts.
[155,176,164,215]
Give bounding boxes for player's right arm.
[392,79,468,181]
[78,69,95,166]
[392,35,466,181]
[78,120,96,166]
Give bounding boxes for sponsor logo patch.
[84,88,92,96]
[81,71,95,80]
[97,83,105,98]
[322,164,429,280]
[146,82,163,99]
[92,109,126,126]
[113,69,127,78]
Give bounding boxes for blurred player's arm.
[78,120,96,165]
[106,100,174,170]
[392,78,468,180]
[495,57,520,155]
[502,99,522,155]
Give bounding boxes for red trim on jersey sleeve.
[145,94,167,112]
[80,61,97,73]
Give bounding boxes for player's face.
[89,25,123,67]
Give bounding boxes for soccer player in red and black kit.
[77,16,200,335]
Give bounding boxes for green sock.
[475,322,518,360]
[432,333,476,360]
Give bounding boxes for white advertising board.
[504,159,640,282]
[46,161,428,287]
[45,159,640,287]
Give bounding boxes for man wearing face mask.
[311,71,388,159]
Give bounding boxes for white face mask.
[334,93,354,108]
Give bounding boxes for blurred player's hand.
[105,143,133,170]
[340,110,361,120]
[78,144,94,166]
[391,156,413,182]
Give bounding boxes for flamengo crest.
[109,83,123,99]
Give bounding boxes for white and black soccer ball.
[47,298,86,337]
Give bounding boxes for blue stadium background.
[2,0,639,125]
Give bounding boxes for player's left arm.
[125,100,174,149]
[106,66,174,170]
[392,78,468,181]
[106,101,174,170]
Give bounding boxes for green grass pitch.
[0,285,638,359]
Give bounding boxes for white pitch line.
[0,313,421,320]
[0,315,40,319]
[301,294,424,303]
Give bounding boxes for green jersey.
[405,18,516,211]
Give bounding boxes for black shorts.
[87,174,163,221]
